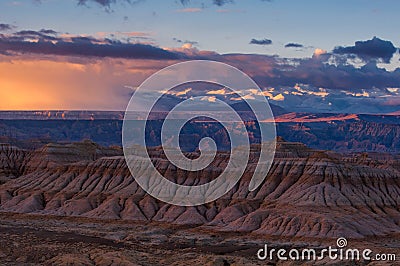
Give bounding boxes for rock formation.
[0,140,399,240]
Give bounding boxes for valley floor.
[0,212,398,265]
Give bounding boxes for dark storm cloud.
[250,38,272,45]
[333,37,398,63]
[0,24,15,32]
[2,28,399,92]
[234,37,400,91]
[0,32,183,60]
[285,43,303,48]
[39,29,58,35]
[71,36,102,43]
[245,55,400,91]
[14,30,59,41]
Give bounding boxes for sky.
[1,0,400,112]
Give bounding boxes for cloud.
[77,0,135,8]
[181,43,194,49]
[201,96,217,102]
[0,55,174,110]
[212,0,233,6]
[39,29,58,35]
[259,57,400,91]
[218,49,400,92]
[387,88,399,93]
[343,89,370,97]
[173,38,198,46]
[0,23,15,32]
[74,0,145,12]
[180,0,233,6]
[215,9,244,13]
[95,31,152,42]
[165,43,217,58]
[313,48,327,57]
[176,7,202,13]
[161,87,192,96]
[14,30,59,41]
[180,0,272,7]
[230,94,255,101]
[0,31,182,60]
[333,36,397,63]
[294,84,329,97]
[205,88,239,95]
[270,93,284,101]
[118,31,149,37]
[285,43,303,48]
[175,88,192,96]
[2,29,400,110]
[15,0,132,13]
[206,88,231,95]
[250,38,272,45]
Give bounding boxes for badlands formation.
[0,139,399,264]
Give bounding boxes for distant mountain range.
[1,111,400,153]
[0,101,287,121]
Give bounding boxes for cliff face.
[3,114,400,153]
[0,144,29,183]
[0,140,399,239]
[277,119,400,153]
[0,144,26,184]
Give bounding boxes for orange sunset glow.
[0,57,170,110]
